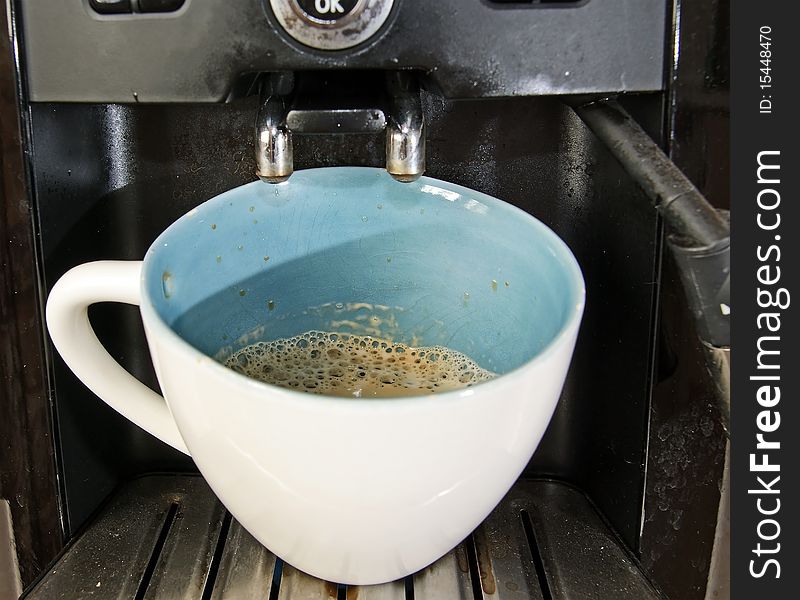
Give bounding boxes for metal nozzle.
[255,74,294,183]
[386,72,425,182]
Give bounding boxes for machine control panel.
[25,0,667,102]
[269,0,394,50]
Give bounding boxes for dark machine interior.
[1,1,730,599]
[35,93,661,548]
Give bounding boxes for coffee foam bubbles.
[224,331,496,398]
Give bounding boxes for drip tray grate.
[24,476,661,599]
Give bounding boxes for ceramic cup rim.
[138,167,586,407]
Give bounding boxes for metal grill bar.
[350,577,406,599]
[23,476,662,600]
[413,546,473,600]
[143,482,227,600]
[476,494,546,599]
[210,519,276,599]
[277,563,342,600]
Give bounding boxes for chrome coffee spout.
[255,73,294,184]
[385,72,425,183]
[254,71,425,183]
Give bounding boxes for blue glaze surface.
[143,167,583,374]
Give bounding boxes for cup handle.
[46,261,189,455]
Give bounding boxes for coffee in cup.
[224,331,495,398]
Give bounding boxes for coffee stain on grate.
[472,526,498,596]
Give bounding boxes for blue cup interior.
[144,168,584,375]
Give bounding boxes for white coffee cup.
[46,168,584,584]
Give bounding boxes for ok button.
[295,0,361,22]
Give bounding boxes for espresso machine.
[0,1,730,599]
